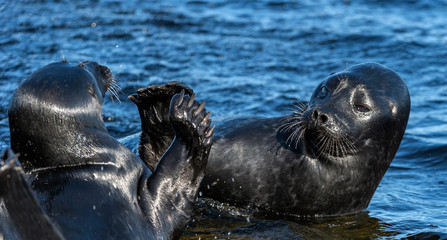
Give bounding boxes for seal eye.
[318,86,328,99]
[354,103,370,113]
[88,86,95,96]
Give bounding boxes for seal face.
[286,63,410,162]
[5,61,214,239]
[199,62,410,216]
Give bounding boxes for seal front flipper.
[0,149,65,240]
[140,91,213,239]
[168,90,214,182]
[129,81,194,171]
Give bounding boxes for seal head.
[9,61,113,171]
[295,62,410,164]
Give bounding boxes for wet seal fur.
[201,62,410,216]
[3,61,213,239]
[135,63,410,217]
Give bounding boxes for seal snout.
[84,61,113,83]
[309,107,334,131]
[312,109,328,124]
[80,61,116,100]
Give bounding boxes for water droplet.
[91,22,97,28]
[93,205,96,210]
[232,178,235,182]
[246,217,250,222]
[199,192,203,197]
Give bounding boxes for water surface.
[1,0,446,238]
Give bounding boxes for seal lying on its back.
[4,61,213,239]
[137,63,410,217]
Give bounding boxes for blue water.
[1,0,446,239]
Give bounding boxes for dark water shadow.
[181,198,401,239]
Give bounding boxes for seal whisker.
[327,137,333,159]
[340,135,355,155]
[111,78,122,92]
[285,130,298,146]
[294,125,307,149]
[285,125,300,144]
[333,138,339,156]
[328,137,333,157]
[108,85,122,103]
[278,101,308,146]
[315,133,329,160]
[324,136,331,157]
[278,112,305,132]
[279,120,302,133]
[342,136,352,156]
[337,138,346,157]
[339,138,348,157]
[286,124,306,147]
[107,76,123,103]
[345,136,357,155]
[296,102,308,113]
[283,101,308,119]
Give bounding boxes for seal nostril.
[319,114,328,123]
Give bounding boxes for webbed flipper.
[141,91,213,239]
[129,81,194,171]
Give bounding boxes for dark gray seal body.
[201,62,410,216]
[3,61,213,239]
[125,62,410,217]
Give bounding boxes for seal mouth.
[305,125,357,160]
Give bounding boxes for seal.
[5,60,214,239]
[201,62,411,216]
[137,63,410,217]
